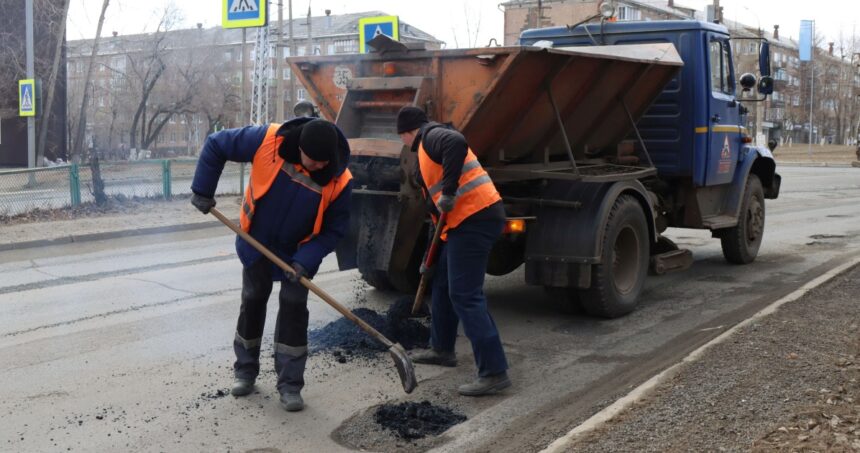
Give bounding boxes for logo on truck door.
[719,135,732,173]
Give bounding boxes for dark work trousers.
[233,258,310,395]
[430,215,508,377]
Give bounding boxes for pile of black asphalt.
[308,298,430,361]
[374,400,467,440]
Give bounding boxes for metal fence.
[0,159,248,217]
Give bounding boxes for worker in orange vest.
[396,106,511,396]
[191,118,352,411]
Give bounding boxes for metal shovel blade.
[388,343,417,394]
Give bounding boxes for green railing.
[0,159,249,217]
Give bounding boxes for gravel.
[571,264,860,452]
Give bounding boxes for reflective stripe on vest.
[239,123,353,244]
[418,141,501,237]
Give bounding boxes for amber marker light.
[504,219,526,234]
[383,62,397,76]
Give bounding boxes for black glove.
[436,194,455,213]
[191,193,216,214]
[285,261,308,284]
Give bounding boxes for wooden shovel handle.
[209,207,394,348]
[412,213,447,315]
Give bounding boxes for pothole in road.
[375,401,467,440]
[333,400,467,452]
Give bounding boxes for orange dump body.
[288,43,682,165]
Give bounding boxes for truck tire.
[720,174,764,264]
[581,195,649,318]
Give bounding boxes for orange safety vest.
[240,124,353,243]
[418,141,501,239]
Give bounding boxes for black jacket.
[410,122,467,197]
[410,122,505,223]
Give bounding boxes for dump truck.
[287,19,781,318]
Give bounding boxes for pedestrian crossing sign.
[358,16,400,53]
[19,79,35,117]
[222,0,267,29]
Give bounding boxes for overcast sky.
[67,0,859,48]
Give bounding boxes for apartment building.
[66,11,441,158]
[501,0,860,145]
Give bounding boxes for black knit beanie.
[299,119,338,162]
[396,106,428,134]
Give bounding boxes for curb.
[0,219,235,253]
[539,254,860,453]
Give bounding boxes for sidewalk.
[0,195,243,250]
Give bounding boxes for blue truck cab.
[520,20,781,231]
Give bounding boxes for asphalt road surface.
[1,166,858,452]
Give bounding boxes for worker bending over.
[396,106,511,396]
[190,118,352,411]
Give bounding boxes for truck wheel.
[720,174,764,264]
[360,270,393,291]
[581,195,649,318]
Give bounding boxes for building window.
[333,38,359,53]
[283,47,291,58]
[283,68,291,80]
[617,6,641,21]
[297,88,306,100]
[223,50,232,62]
[327,44,335,55]
[111,56,125,72]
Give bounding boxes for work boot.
[231,378,255,397]
[280,392,304,412]
[409,349,457,367]
[458,372,511,396]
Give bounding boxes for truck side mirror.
[739,73,757,92]
[758,76,774,95]
[759,41,771,77]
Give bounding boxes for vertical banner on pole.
[798,20,813,62]
[800,20,815,152]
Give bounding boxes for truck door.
[705,36,740,186]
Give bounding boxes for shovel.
[209,207,417,394]
[411,213,447,315]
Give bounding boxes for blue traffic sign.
[19,79,35,117]
[223,0,267,29]
[358,16,400,53]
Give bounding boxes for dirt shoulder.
[0,195,243,247]
[569,263,860,452]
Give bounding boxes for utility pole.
[275,0,284,121]
[241,28,247,125]
[306,3,313,57]
[808,21,815,156]
[72,0,109,161]
[37,0,71,165]
[288,0,295,117]
[25,0,35,168]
